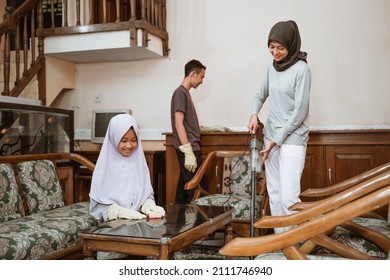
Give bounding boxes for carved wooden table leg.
[83,241,96,260]
[159,238,169,260]
[224,223,233,260]
[159,241,169,260]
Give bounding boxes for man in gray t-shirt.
[170,59,206,204]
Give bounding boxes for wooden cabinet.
[301,130,390,191]
[300,145,326,192]
[0,102,74,155]
[144,151,166,206]
[326,145,390,185]
[300,130,390,218]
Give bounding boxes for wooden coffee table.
[80,204,234,260]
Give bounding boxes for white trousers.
[264,138,306,221]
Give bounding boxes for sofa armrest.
[57,166,74,205]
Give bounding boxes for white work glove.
[107,204,146,220]
[141,199,166,217]
[179,143,197,172]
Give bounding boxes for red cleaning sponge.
[148,212,163,219]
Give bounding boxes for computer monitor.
[91,109,132,144]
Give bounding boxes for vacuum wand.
[250,134,262,172]
[249,133,263,238]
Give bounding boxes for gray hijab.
[268,20,308,72]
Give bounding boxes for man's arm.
[175,111,197,172]
[175,111,189,145]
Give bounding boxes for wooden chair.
[184,150,268,237]
[292,162,390,220]
[298,161,390,202]
[219,170,390,259]
[288,162,390,258]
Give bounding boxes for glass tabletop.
[87,204,232,240]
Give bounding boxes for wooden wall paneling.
[300,145,326,200]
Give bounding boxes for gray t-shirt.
[251,60,311,146]
[171,85,201,151]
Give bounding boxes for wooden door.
[326,145,389,186]
[326,145,390,218]
[300,145,326,200]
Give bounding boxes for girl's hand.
[260,140,276,164]
[247,114,259,134]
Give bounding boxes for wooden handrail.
[3,0,40,26]
[1,0,44,102]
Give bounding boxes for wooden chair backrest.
[0,153,95,205]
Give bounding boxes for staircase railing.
[40,0,168,54]
[1,0,45,103]
[1,0,169,106]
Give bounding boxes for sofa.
[0,153,99,260]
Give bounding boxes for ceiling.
[45,47,163,63]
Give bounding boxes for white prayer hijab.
[89,114,153,211]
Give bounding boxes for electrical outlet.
[94,95,102,103]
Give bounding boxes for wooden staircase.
[0,45,40,102]
[1,0,168,106]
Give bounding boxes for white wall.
[55,0,390,141]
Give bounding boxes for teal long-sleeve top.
[251,60,311,147]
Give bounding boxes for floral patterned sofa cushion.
[16,160,64,215]
[308,216,390,259]
[224,156,252,195]
[192,156,263,221]
[325,217,390,258]
[255,252,347,260]
[0,202,98,260]
[192,194,262,220]
[0,163,25,222]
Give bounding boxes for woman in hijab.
[89,114,165,222]
[247,20,311,232]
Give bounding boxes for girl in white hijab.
[89,114,165,221]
